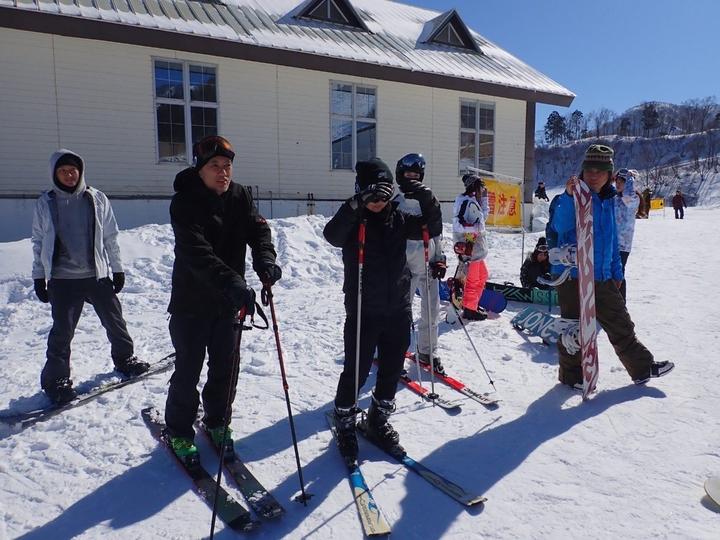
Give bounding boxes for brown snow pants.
[556,279,654,385]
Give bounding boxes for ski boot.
[43,377,77,405]
[115,355,150,377]
[205,424,235,460]
[169,436,200,469]
[334,406,359,466]
[417,353,445,375]
[633,361,675,385]
[359,395,405,458]
[462,306,487,321]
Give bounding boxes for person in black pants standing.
[164,135,281,465]
[323,158,442,463]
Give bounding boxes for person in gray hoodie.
[31,150,148,404]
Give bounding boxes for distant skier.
[163,135,280,466]
[323,158,442,464]
[520,237,551,289]
[534,181,550,201]
[672,190,687,219]
[613,168,640,300]
[393,153,447,374]
[547,144,674,389]
[31,150,149,404]
[452,173,490,320]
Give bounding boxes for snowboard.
[573,179,599,399]
[485,281,558,305]
[511,306,578,345]
[443,263,507,314]
[705,477,720,506]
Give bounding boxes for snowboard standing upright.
[573,180,599,398]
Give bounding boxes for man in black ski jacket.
[323,157,442,464]
[164,135,281,466]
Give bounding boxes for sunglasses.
[194,136,235,163]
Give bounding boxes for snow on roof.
[2,0,574,104]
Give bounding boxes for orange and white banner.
[483,178,522,228]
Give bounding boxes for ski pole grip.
[422,225,430,260]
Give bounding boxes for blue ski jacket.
[547,184,623,281]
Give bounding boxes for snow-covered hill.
[1,213,719,539]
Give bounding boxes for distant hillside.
[534,129,720,206]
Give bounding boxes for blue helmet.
[396,153,425,182]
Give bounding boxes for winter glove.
[227,284,256,318]
[112,272,125,294]
[359,183,394,205]
[34,278,49,303]
[259,262,282,286]
[400,179,431,201]
[429,260,447,280]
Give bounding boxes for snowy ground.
[0,208,719,539]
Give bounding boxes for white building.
[0,0,573,240]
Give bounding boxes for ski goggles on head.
[615,168,633,181]
[193,135,235,168]
[536,245,548,253]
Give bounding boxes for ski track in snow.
[1,211,719,539]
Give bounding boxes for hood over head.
[49,149,86,196]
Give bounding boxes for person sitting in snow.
[613,168,640,301]
[323,157,442,465]
[547,144,674,389]
[163,135,280,467]
[534,181,550,201]
[392,153,447,375]
[31,150,149,405]
[452,173,490,321]
[520,237,551,289]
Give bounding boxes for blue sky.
[409,0,720,126]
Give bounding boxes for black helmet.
[396,153,425,182]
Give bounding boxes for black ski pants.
[674,207,684,219]
[556,278,653,385]
[619,251,630,301]
[165,313,238,440]
[334,307,411,409]
[42,277,134,390]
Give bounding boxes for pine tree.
[642,103,660,136]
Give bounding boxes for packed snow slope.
[1,209,719,539]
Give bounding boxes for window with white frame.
[154,59,218,163]
[331,82,377,170]
[459,100,494,172]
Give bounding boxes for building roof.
[0,0,574,106]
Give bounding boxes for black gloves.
[430,259,447,280]
[400,179,431,201]
[228,284,256,317]
[259,262,282,286]
[34,278,49,303]
[112,272,125,294]
[358,183,394,205]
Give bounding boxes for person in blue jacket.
[547,144,673,388]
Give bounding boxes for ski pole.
[261,283,312,505]
[411,320,425,388]
[421,226,439,402]
[210,306,250,539]
[451,302,497,393]
[354,219,367,411]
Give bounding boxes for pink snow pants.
[463,259,489,310]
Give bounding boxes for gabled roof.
[418,9,481,53]
[294,0,369,31]
[0,0,574,106]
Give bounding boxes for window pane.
[189,65,217,103]
[191,106,218,144]
[460,103,476,129]
[157,103,186,162]
[478,134,494,171]
[459,131,475,171]
[478,107,494,131]
[328,0,349,24]
[154,60,184,99]
[355,86,376,119]
[332,118,353,169]
[331,83,353,116]
[356,121,376,162]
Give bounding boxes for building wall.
[0,27,527,203]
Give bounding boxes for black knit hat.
[355,158,394,193]
[54,153,83,178]
[535,236,548,252]
[582,144,614,172]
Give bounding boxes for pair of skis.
[142,407,284,533]
[326,411,486,537]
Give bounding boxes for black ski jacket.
[323,192,442,315]
[168,168,276,316]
